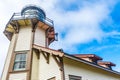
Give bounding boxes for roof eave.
[64,53,120,76]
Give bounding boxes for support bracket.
[40,50,50,64]
[33,48,40,59]
[52,55,63,71]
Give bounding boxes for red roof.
[73,54,103,60]
[98,61,116,66]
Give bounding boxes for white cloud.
[48,0,116,50]
[105,31,120,36]
[85,44,120,53]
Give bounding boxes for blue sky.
[0,0,120,77]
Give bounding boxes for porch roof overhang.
[33,44,64,57]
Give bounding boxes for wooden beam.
[52,55,63,71]
[33,48,40,59]
[14,20,19,33]
[31,19,39,32]
[52,55,65,80]
[33,44,64,57]
[40,50,50,64]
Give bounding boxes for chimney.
[58,49,64,52]
[74,54,102,64]
[98,61,116,70]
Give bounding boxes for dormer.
[74,54,102,64]
[98,61,116,70]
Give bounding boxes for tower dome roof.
[21,5,46,20]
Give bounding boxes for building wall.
[31,50,39,80]
[15,26,32,51]
[39,52,61,80]
[9,72,27,80]
[34,27,46,47]
[1,34,17,80]
[64,57,120,80]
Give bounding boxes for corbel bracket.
[33,48,40,59]
[40,50,50,64]
[52,55,63,71]
[31,19,39,32]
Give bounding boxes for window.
[13,53,27,71]
[47,77,56,80]
[69,75,81,80]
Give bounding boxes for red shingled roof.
[73,54,103,60]
[98,61,116,66]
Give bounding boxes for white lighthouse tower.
[1,5,63,80]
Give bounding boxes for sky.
[0,0,120,77]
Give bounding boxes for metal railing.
[10,12,54,27]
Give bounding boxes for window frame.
[69,75,81,80]
[13,52,27,71]
[47,77,56,80]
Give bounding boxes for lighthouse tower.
[1,5,64,80]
